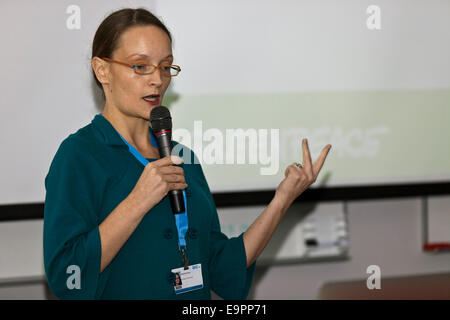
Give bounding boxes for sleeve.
[209,215,256,300]
[193,156,256,300]
[43,137,110,299]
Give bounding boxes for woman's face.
[105,25,173,120]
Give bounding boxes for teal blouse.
[43,114,256,299]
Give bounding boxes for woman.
[43,8,331,300]
[174,273,182,288]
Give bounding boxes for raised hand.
[275,139,332,205]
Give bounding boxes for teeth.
[144,96,157,101]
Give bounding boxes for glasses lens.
[134,63,155,75]
[162,65,180,76]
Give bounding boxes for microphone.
[150,106,185,214]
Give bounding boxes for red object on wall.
[423,242,450,252]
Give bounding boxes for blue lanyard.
[101,115,189,253]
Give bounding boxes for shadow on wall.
[246,201,323,300]
[90,76,181,113]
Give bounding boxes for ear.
[91,57,110,86]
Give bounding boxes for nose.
[147,67,163,87]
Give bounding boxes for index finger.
[313,144,332,177]
[149,155,184,167]
[302,138,313,176]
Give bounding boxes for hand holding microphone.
[150,106,187,214]
[129,106,187,214]
[130,155,187,214]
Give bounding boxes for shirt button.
[186,227,198,240]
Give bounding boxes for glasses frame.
[101,57,181,77]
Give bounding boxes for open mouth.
[143,94,160,106]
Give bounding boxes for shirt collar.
[91,113,158,148]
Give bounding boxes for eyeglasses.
[101,57,181,77]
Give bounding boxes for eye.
[133,63,153,74]
[135,63,147,71]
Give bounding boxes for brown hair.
[91,8,172,91]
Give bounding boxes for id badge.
[171,263,203,294]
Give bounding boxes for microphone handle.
[157,132,186,214]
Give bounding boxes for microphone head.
[150,106,172,131]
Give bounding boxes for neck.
[102,104,154,153]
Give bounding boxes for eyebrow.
[126,53,173,61]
